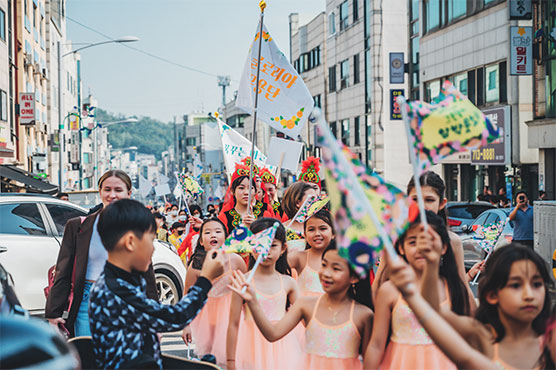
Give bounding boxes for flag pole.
[398,96,429,229]
[246,0,266,215]
[313,111,398,260]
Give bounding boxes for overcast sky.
[67,0,324,122]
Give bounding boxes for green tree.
[96,108,173,159]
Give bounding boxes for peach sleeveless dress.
[380,294,456,369]
[302,296,362,370]
[492,339,542,370]
[189,256,233,366]
[236,274,302,370]
[297,257,324,297]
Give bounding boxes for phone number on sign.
[472,148,496,161]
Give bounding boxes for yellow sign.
[420,99,485,149]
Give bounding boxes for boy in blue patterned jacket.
[89,199,225,369]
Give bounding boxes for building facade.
[411,0,551,201]
[0,0,15,164]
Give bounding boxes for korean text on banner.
[236,22,314,138]
[401,80,500,173]
[217,118,267,175]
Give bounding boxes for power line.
[63,12,236,81]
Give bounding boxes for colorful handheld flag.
[236,21,314,138]
[317,123,417,278]
[177,171,204,198]
[473,220,506,253]
[401,80,500,172]
[222,222,279,260]
[293,194,329,224]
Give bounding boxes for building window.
[425,0,440,33]
[330,121,337,137]
[454,72,468,96]
[485,64,499,103]
[340,59,350,89]
[354,116,360,145]
[340,1,349,31]
[353,0,359,21]
[425,80,441,102]
[32,4,36,27]
[447,0,466,21]
[0,9,5,41]
[353,54,360,84]
[329,65,337,92]
[313,94,321,108]
[0,90,7,121]
[341,119,350,145]
[328,12,336,35]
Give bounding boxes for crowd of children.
[47,159,556,370]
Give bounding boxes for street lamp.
[57,36,139,191]
[92,118,138,184]
[62,36,140,57]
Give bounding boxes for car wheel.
[155,272,179,305]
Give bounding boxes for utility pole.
[217,76,230,111]
[173,116,177,173]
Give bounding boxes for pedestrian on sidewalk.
[509,190,534,249]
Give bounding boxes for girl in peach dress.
[229,240,374,370]
[227,218,301,370]
[365,211,471,369]
[181,218,247,367]
[288,209,334,297]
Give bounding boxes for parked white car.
[0,194,186,315]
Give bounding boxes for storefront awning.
[0,165,58,194]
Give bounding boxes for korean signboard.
[471,106,511,166]
[510,26,532,75]
[509,0,531,20]
[389,53,405,84]
[390,89,404,120]
[19,92,35,125]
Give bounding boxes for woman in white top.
[45,170,158,337]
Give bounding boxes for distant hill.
[96,108,173,160]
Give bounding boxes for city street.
[0,1,555,369]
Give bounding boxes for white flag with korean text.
[236,21,314,138]
[217,118,267,176]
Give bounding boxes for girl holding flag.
[229,240,373,370]
[218,163,274,234]
[181,217,247,366]
[365,211,470,369]
[281,182,319,252]
[288,209,334,297]
[226,218,300,370]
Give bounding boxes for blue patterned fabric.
[89,262,211,369]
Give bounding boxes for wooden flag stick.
[246,1,266,215]
[398,96,429,230]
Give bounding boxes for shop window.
[454,72,468,97]
[425,80,441,102]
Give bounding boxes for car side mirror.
[462,224,470,233]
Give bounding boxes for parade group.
[44,156,556,370]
